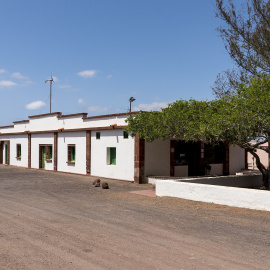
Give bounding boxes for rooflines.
[83,111,142,120]
[13,120,30,124]
[0,111,142,131]
[28,112,62,119]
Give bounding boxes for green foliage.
[127,76,270,187]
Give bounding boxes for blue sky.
[0,0,233,126]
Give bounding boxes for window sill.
[66,161,75,165]
[16,157,21,160]
[46,159,52,163]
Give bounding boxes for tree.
[213,0,270,97]
[126,76,270,189]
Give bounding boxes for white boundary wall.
[156,177,270,212]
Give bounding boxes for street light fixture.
[129,97,136,112]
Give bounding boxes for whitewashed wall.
[0,135,27,167]
[145,140,170,177]
[91,129,134,181]
[9,135,28,167]
[57,131,86,174]
[229,145,245,174]
[31,133,54,170]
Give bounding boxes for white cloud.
[23,80,34,85]
[107,74,112,79]
[12,72,28,80]
[87,105,109,113]
[78,98,85,105]
[78,70,97,78]
[25,100,46,110]
[0,69,6,74]
[59,84,71,89]
[133,102,170,112]
[0,80,17,87]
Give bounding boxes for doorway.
[39,146,46,169]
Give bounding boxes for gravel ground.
[0,165,270,270]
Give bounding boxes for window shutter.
[110,148,116,165]
[71,147,75,161]
[68,146,71,161]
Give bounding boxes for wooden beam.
[134,134,145,184]
[86,131,91,174]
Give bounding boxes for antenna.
[45,75,54,113]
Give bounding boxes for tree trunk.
[261,172,269,190]
[248,149,269,190]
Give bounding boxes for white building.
[0,112,246,183]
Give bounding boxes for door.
[39,146,46,169]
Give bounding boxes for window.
[123,131,129,139]
[46,145,53,161]
[107,147,116,165]
[96,132,100,140]
[16,144,21,159]
[68,145,76,163]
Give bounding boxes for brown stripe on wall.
[6,141,10,165]
[245,149,248,169]
[0,141,3,164]
[54,132,58,171]
[28,134,31,168]
[134,134,145,184]
[86,131,91,174]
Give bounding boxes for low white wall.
[180,174,262,187]
[57,132,86,175]
[145,140,170,177]
[156,180,270,212]
[148,174,262,187]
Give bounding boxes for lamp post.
[129,97,136,112]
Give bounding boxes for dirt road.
[0,165,270,269]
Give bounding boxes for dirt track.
[0,165,270,269]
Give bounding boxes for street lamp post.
[129,97,136,112]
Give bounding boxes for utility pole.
[129,97,136,112]
[45,76,54,113]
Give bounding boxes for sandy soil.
[0,165,270,269]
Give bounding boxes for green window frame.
[68,145,76,163]
[16,144,21,158]
[123,131,129,139]
[96,132,100,140]
[107,147,116,165]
